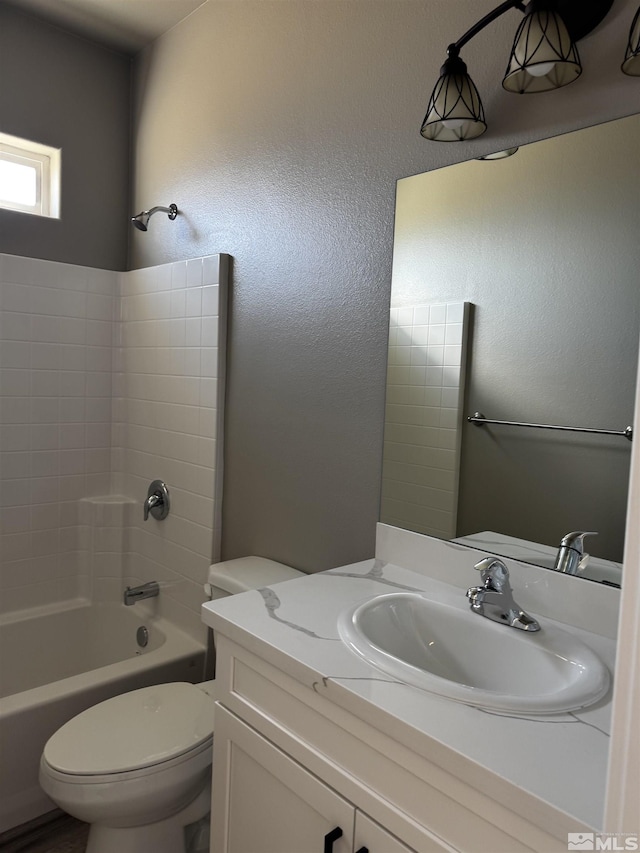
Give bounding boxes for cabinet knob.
[324,826,343,853]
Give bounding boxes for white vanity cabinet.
[211,705,421,853]
[211,642,453,853]
[208,635,569,853]
[204,550,615,853]
[353,814,419,853]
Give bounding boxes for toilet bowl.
[39,557,303,853]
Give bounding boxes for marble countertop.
[202,558,614,830]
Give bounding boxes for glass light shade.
[503,7,581,93]
[421,56,487,142]
[622,6,640,76]
[476,147,519,160]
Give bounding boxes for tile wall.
[111,256,227,639]
[381,302,469,539]
[0,253,227,640]
[78,494,135,603]
[0,254,115,615]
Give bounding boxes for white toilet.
[39,557,303,853]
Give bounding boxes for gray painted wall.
[390,116,640,562]
[127,1,640,572]
[0,5,130,270]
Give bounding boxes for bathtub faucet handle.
[143,493,161,520]
[144,480,170,521]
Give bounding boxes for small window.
[0,132,61,218]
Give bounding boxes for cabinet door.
[353,813,415,853]
[212,706,353,853]
[355,811,453,853]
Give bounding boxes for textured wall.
[0,5,130,270]
[129,0,640,572]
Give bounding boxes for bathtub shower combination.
[0,252,229,833]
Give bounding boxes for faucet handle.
[143,493,161,521]
[554,532,597,574]
[473,556,510,592]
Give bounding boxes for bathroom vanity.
[201,525,618,853]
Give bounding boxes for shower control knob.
[144,480,170,521]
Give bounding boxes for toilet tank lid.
[207,556,303,594]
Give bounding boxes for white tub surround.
[112,254,229,641]
[0,602,205,833]
[0,254,116,615]
[202,525,618,853]
[1,252,228,640]
[78,494,136,601]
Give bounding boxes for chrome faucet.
[124,581,159,606]
[553,531,597,575]
[466,557,540,632]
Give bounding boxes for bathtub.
[0,601,206,834]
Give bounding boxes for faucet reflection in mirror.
[384,113,640,584]
[554,530,597,575]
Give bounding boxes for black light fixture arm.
[452,0,526,54]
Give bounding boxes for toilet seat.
[41,736,212,786]
[43,682,215,779]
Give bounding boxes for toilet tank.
[206,556,303,600]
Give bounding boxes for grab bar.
[467,412,633,442]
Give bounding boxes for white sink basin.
[337,593,610,715]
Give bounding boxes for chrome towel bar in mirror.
[468,412,633,441]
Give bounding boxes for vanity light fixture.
[421,0,614,142]
[622,6,640,76]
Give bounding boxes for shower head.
[132,212,150,231]
[131,204,178,231]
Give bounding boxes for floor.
[0,811,88,853]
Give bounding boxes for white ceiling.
[5,0,207,54]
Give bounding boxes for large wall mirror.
[382,113,640,586]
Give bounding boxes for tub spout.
[124,581,159,606]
